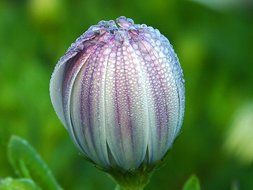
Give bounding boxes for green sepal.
[7,136,62,190]
[107,163,155,190]
[183,175,201,190]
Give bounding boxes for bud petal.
[50,16,185,171]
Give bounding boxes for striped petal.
[105,40,149,170]
[135,28,185,163]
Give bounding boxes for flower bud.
[50,16,185,171]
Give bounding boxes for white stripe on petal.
[50,50,78,129]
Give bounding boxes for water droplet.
[116,16,134,29]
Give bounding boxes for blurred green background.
[1,0,253,189]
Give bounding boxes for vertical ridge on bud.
[50,16,185,172]
[105,41,150,170]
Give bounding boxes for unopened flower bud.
[50,16,185,172]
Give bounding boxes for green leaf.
[0,178,40,190]
[183,175,201,190]
[7,136,62,190]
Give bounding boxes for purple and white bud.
[50,16,185,171]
